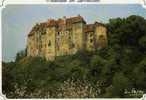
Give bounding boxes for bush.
[3,15,146,98]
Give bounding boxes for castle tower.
[84,24,96,51]
[27,15,107,61]
[94,22,107,49]
[27,23,44,57]
[44,19,57,60]
[55,16,71,56]
[72,15,86,53]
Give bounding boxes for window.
[69,36,71,39]
[48,40,51,46]
[90,33,93,37]
[99,35,104,39]
[90,39,93,43]
[58,32,60,35]
[42,32,46,35]
[66,31,69,34]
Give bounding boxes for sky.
[2,4,146,62]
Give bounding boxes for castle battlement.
[27,15,107,60]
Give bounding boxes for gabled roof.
[28,15,106,37]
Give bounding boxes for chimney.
[63,16,66,19]
[78,14,81,17]
[63,16,66,24]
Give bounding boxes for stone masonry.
[27,15,107,60]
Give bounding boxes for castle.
[27,15,107,60]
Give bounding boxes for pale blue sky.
[2,4,146,62]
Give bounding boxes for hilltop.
[2,15,146,98]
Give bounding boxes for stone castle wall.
[27,15,107,60]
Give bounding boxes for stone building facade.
[27,15,107,60]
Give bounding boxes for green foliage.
[133,57,146,90]
[112,73,131,97]
[15,49,27,61]
[139,35,146,49]
[3,15,146,98]
[2,62,15,95]
[108,15,146,47]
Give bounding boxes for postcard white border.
[0,0,146,99]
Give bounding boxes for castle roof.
[57,18,65,25]
[47,19,58,27]
[94,21,106,27]
[47,15,86,27]
[84,24,95,33]
[66,15,86,24]
[28,24,40,37]
[28,15,106,37]
[28,22,47,37]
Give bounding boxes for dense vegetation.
[2,15,146,98]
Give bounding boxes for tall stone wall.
[86,31,96,51]
[27,16,108,61]
[72,22,85,53]
[45,27,56,60]
[95,25,107,49]
[27,33,39,57]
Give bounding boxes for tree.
[15,49,27,61]
[104,72,131,97]
[2,62,15,96]
[133,57,146,91]
[139,35,146,52]
[107,15,146,48]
